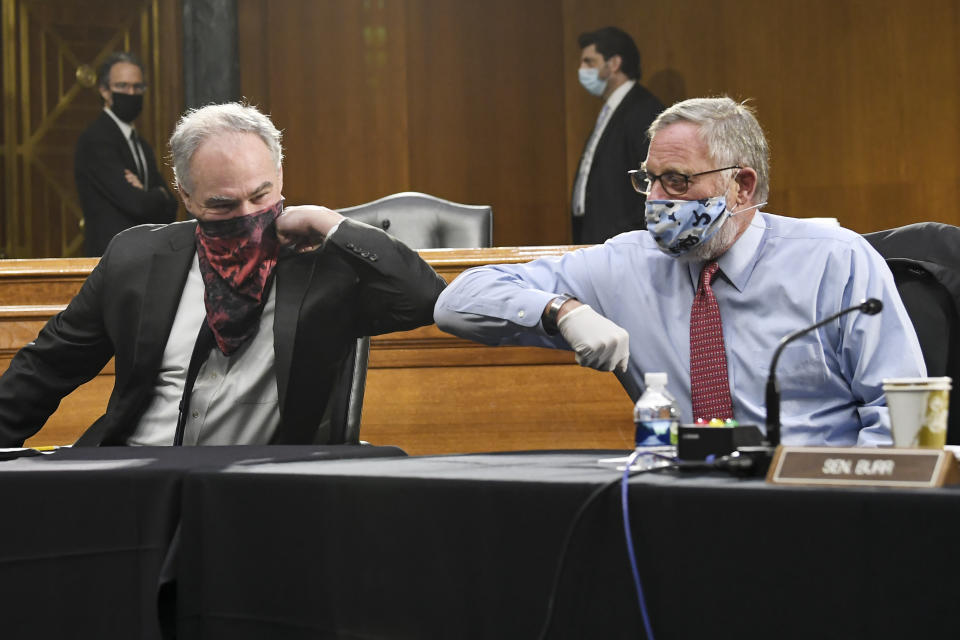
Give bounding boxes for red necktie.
[690,261,734,421]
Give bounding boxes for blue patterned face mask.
[645,196,728,256]
[578,68,607,97]
[645,197,766,256]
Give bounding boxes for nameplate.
[766,446,960,488]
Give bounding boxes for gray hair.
[648,97,770,202]
[169,102,283,192]
[97,51,143,90]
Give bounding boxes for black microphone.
[764,298,882,446]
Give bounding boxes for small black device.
[677,424,763,461]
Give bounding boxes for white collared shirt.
[435,211,928,446]
[573,80,636,216]
[127,254,281,446]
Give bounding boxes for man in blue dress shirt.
[434,96,926,446]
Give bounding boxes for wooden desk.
[0,248,633,454]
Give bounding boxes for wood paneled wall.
[2,0,957,254]
[236,0,959,250]
[237,0,572,247]
[563,0,960,233]
[0,0,182,258]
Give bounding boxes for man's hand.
[276,205,345,253]
[557,304,629,372]
[123,169,144,190]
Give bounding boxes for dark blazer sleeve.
[0,251,115,446]
[323,219,447,336]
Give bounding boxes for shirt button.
[518,310,525,318]
[192,410,200,419]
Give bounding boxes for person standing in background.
[571,27,663,244]
[75,51,178,256]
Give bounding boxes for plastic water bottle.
[633,372,679,447]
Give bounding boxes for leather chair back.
[321,336,370,445]
[327,192,492,443]
[338,191,493,249]
[864,222,960,444]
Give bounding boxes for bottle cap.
[643,372,668,388]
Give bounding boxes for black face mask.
[110,92,143,123]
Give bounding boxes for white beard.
[679,215,741,262]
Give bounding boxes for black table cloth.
[0,444,404,639]
[177,450,960,640]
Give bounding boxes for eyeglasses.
[110,82,148,94]
[628,165,740,197]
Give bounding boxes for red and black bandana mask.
[195,199,283,355]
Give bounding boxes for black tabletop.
[0,444,405,640]
[175,450,960,639]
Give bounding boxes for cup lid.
[882,376,952,390]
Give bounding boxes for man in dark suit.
[571,27,663,244]
[75,51,178,256]
[0,103,446,447]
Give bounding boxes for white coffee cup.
[882,377,952,448]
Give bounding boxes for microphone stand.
[620,298,883,476]
[765,298,883,446]
[711,298,884,477]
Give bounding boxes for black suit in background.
[74,110,178,256]
[572,83,664,244]
[0,218,446,447]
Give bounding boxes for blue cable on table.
[537,451,675,640]
[622,449,656,640]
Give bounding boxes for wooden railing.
[0,248,633,454]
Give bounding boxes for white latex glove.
[557,304,629,372]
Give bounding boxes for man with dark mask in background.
[74,51,178,256]
[1,102,446,447]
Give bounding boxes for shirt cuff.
[324,219,344,243]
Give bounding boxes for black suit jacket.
[573,83,664,244]
[74,111,179,256]
[0,219,446,447]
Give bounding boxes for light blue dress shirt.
[434,212,927,446]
